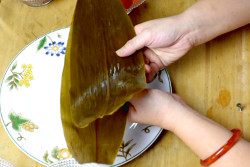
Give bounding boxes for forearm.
[184,0,250,46]
[168,106,250,167]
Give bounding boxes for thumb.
[116,31,151,57]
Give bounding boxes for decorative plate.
[0,27,172,166]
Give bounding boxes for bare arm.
[172,106,250,167]
[128,89,250,167]
[186,0,250,46]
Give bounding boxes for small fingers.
[144,54,150,64]
[143,48,164,82]
[127,104,136,123]
[145,64,151,73]
[143,48,164,68]
[146,63,160,82]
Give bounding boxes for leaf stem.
[47,35,54,45]
[5,122,11,127]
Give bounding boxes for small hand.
[128,89,190,131]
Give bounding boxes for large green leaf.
[8,112,30,132]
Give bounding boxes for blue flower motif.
[44,41,66,57]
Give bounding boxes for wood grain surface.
[0,0,249,166]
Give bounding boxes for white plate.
[0,27,172,166]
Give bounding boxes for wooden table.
[0,0,249,166]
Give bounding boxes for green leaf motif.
[51,146,60,160]
[5,75,13,82]
[14,74,20,79]
[43,151,53,164]
[5,62,22,91]
[37,36,47,51]
[12,62,17,71]
[8,112,15,120]
[14,78,19,84]
[13,83,18,90]
[15,79,20,86]
[57,33,62,38]
[8,112,30,132]
[8,81,14,87]
[12,122,21,131]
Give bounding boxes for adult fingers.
[116,30,151,57]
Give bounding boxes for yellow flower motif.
[23,72,30,79]
[27,64,32,69]
[25,82,30,88]
[22,64,27,69]
[19,79,24,86]
[23,78,29,84]
[26,69,32,75]
[28,75,34,81]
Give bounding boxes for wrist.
[172,12,198,49]
[159,97,195,132]
[168,105,197,133]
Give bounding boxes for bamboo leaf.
[37,36,47,51]
[10,84,14,90]
[51,146,60,160]
[126,143,136,154]
[12,62,17,71]
[124,139,133,148]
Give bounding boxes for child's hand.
[128,89,191,131]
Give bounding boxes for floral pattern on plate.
[5,62,34,90]
[0,27,172,166]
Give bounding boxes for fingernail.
[116,47,125,56]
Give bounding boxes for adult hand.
[116,14,195,82]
